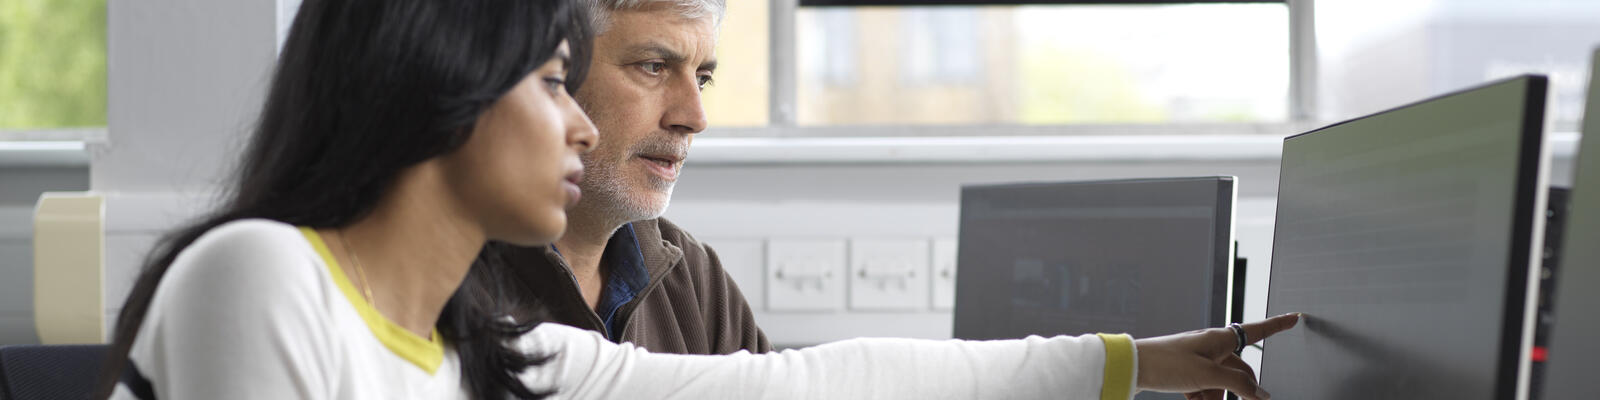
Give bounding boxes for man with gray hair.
[504,0,770,354]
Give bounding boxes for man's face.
[573,4,717,222]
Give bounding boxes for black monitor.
[953,177,1238,398]
[1261,75,1549,400]
[1539,48,1600,400]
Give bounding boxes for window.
[700,0,770,127]
[793,4,1291,126]
[1315,0,1600,132]
[897,8,981,85]
[0,0,106,132]
[800,8,859,86]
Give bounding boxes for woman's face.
[442,41,598,245]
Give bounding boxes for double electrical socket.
[765,237,957,312]
[766,239,846,311]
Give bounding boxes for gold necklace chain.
[338,229,378,312]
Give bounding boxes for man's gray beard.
[570,158,675,233]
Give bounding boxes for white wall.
[94,0,287,335]
[100,0,278,192]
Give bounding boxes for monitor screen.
[953,177,1236,342]
[1540,49,1600,400]
[1261,76,1548,400]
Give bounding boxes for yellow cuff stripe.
[1096,333,1135,400]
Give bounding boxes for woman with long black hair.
[100,0,1297,399]
[100,0,597,397]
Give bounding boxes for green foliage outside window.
[0,0,106,130]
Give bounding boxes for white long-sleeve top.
[113,219,1137,399]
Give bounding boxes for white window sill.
[0,128,100,167]
[0,141,88,167]
[684,125,1579,165]
[688,135,1287,165]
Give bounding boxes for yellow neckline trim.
[300,227,445,375]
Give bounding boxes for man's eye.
[641,62,665,74]
[697,75,714,90]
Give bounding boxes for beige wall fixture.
[33,192,105,344]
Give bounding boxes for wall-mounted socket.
[767,239,847,312]
[849,238,930,311]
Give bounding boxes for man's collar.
[627,218,685,283]
[521,218,690,339]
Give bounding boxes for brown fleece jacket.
[503,217,771,354]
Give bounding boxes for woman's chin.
[500,232,560,247]
[485,216,561,247]
[527,216,567,245]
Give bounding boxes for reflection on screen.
[1008,258,1143,325]
[1262,77,1543,400]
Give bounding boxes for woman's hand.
[1133,313,1301,400]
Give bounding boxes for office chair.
[0,344,109,400]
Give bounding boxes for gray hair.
[586,0,726,33]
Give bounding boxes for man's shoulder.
[626,218,771,353]
[634,217,724,278]
[642,217,704,249]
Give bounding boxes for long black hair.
[96,0,592,398]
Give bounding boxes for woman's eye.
[640,62,665,74]
[543,77,566,93]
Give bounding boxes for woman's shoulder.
[129,219,349,399]
[189,218,308,254]
[160,218,328,304]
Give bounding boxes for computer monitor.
[1261,75,1549,400]
[1538,48,1600,400]
[953,177,1237,398]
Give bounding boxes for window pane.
[1317,0,1600,131]
[701,0,769,127]
[0,0,106,130]
[800,0,1282,5]
[796,4,1289,126]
